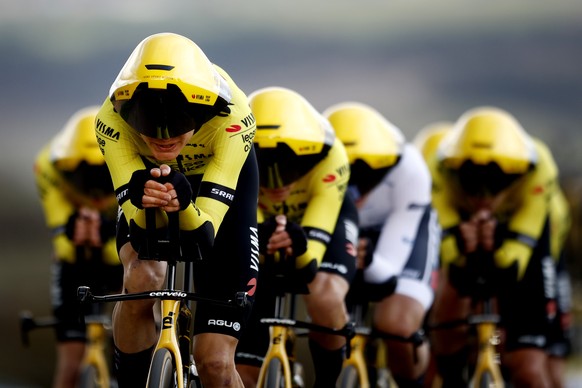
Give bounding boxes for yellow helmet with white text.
[250,86,335,189]
[110,32,231,139]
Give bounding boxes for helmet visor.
[447,161,524,197]
[349,158,395,197]
[115,84,220,139]
[60,161,114,198]
[254,143,328,188]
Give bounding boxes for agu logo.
[208,319,241,331]
[226,124,242,133]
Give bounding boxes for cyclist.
[324,102,440,388]
[426,106,561,387]
[412,121,453,163]
[547,185,574,388]
[33,106,122,388]
[95,32,259,387]
[235,87,359,387]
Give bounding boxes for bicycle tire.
[476,370,495,388]
[337,364,361,388]
[262,358,286,388]
[147,348,176,388]
[78,364,100,388]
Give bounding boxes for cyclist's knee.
[124,258,166,293]
[196,354,237,383]
[306,273,348,311]
[504,348,552,387]
[377,312,423,339]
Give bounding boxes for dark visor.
[61,161,114,198]
[116,84,219,139]
[448,161,525,197]
[254,143,330,189]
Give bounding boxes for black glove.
[65,212,79,241]
[128,169,151,209]
[285,221,308,257]
[360,236,375,268]
[128,169,193,210]
[157,170,193,211]
[258,216,278,254]
[65,212,116,244]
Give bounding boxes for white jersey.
[358,144,440,310]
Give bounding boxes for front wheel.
[475,371,498,388]
[147,348,176,388]
[337,364,361,388]
[78,364,101,388]
[262,358,286,388]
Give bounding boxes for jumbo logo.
[322,174,336,183]
[226,125,242,133]
[247,278,257,296]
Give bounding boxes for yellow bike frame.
[82,318,112,387]
[257,324,294,387]
[469,311,504,387]
[149,299,186,388]
[341,331,370,388]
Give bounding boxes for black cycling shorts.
[52,256,122,342]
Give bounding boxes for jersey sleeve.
[494,140,558,278]
[34,144,77,263]
[427,149,464,267]
[366,145,434,281]
[296,138,351,266]
[95,98,153,229]
[181,66,256,232]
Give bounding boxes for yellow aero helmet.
[51,106,103,171]
[250,86,335,188]
[440,106,537,174]
[439,107,537,196]
[110,32,230,105]
[324,102,404,168]
[51,106,113,197]
[110,33,232,139]
[324,102,404,195]
[413,121,453,162]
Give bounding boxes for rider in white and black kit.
[325,102,440,388]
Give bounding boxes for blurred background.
[1,0,581,386]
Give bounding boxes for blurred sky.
[2,0,582,185]
[1,1,582,385]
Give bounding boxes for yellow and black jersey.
[428,138,560,277]
[34,144,118,265]
[258,137,351,266]
[95,66,256,234]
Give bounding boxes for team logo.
[226,124,242,133]
[322,174,336,183]
[247,278,257,296]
